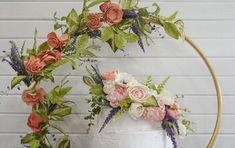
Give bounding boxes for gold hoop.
[185,36,222,148]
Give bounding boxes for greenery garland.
[1,0,187,148]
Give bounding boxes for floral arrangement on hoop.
[83,66,193,148]
[1,0,188,148]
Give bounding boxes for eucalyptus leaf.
[11,75,27,89]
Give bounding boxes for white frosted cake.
[89,109,173,148]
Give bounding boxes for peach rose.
[100,2,123,25]
[47,32,69,49]
[87,13,102,30]
[22,84,45,106]
[102,70,118,81]
[37,50,61,65]
[128,86,149,103]
[27,113,43,132]
[24,57,45,75]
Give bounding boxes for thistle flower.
[98,107,120,133]
[131,22,145,52]
[123,10,139,19]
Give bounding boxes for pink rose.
[102,70,118,81]
[27,113,43,132]
[47,32,69,49]
[87,13,102,30]
[22,84,45,106]
[37,50,61,65]
[100,2,123,25]
[106,85,127,107]
[142,106,166,122]
[24,57,45,75]
[128,86,149,103]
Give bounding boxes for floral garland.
[1,0,188,148]
[83,66,193,148]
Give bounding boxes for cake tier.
[88,108,173,148]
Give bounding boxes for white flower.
[178,122,187,139]
[115,72,139,87]
[157,90,175,106]
[102,80,115,94]
[129,103,145,120]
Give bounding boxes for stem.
[49,124,67,136]
[45,135,53,148]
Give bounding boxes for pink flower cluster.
[101,70,182,122]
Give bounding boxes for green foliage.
[163,22,180,39]
[50,106,72,120]
[66,9,79,27]
[113,98,132,120]
[143,96,158,107]
[46,86,72,105]
[37,41,49,53]
[144,75,156,90]
[156,76,170,94]
[21,133,40,144]
[101,27,114,42]
[83,76,95,87]
[87,0,106,8]
[11,75,27,89]
[119,0,138,9]
[57,135,70,148]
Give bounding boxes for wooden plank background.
[0,0,234,147]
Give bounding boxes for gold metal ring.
[185,36,222,148]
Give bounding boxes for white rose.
[115,72,139,87]
[158,90,175,106]
[129,103,145,120]
[178,122,187,139]
[103,80,115,94]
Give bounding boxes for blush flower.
[167,109,180,120]
[27,113,43,132]
[142,106,166,122]
[24,57,45,75]
[103,80,116,94]
[47,32,69,49]
[128,85,150,103]
[106,84,127,107]
[129,103,145,120]
[100,2,123,25]
[22,84,45,106]
[87,13,102,30]
[37,50,61,65]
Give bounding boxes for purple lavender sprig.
[131,21,145,52]
[98,107,121,133]
[91,65,103,85]
[162,111,179,148]
[123,10,139,19]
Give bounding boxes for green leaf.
[163,22,180,39]
[29,140,40,148]
[60,87,72,97]
[50,106,72,118]
[123,33,138,43]
[143,96,158,107]
[21,133,40,144]
[114,34,124,49]
[37,41,49,53]
[101,27,114,42]
[87,0,106,8]
[167,11,178,21]
[77,33,89,49]
[83,76,95,87]
[48,86,72,105]
[66,9,78,27]
[152,3,161,16]
[119,0,138,9]
[11,75,27,89]
[57,135,70,148]
[90,84,104,96]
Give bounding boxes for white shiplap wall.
[0,0,234,148]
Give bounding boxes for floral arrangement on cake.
[83,66,193,148]
[1,0,188,148]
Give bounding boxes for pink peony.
[100,2,123,25]
[37,50,61,65]
[128,86,149,103]
[142,106,166,122]
[24,57,45,75]
[87,13,102,30]
[106,84,127,107]
[27,113,43,132]
[102,70,118,81]
[22,84,45,106]
[47,32,69,49]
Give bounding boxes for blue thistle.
[123,10,139,19]
[131,21,145,52]
[98,107,120,133]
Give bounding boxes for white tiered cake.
[89,109,173,148]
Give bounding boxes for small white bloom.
[115,72,139,87]
[178,122,187,139]
[158,90,175,106]
[102,80,115,94]
[129,103,145,120]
